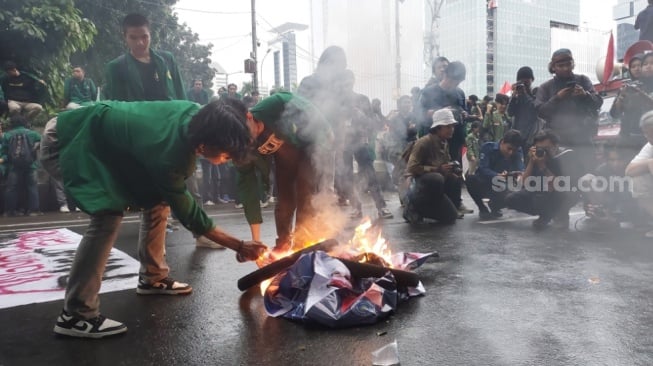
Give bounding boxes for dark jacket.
[419,84,467,145]
[508,90,540,145]
[104,49,186,101]
[535,74,603,145]
[0,71,46,104]
[476,142,524,180]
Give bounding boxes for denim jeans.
[4,168,39,215]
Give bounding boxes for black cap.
[516,66,534,81]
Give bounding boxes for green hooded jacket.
[56,100,213,235]
[238,92,330,225]
[104,49,186,101]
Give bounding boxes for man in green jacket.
[238,91,332,252]
[40,98,267,339]
[1,115,41,216]
[103,13,186,101]
[63,65,97,109]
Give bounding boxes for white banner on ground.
[0,228,139,309]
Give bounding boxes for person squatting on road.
[40,99,267,339]
[401,108,466,224]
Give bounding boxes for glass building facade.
[613,0,648,59]
[439,0,581,96]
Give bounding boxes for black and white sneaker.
[136,277,193,295]
[54,310,127,339]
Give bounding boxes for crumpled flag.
[263,250,435,328]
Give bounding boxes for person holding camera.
[482,93,511,143]
[401,108,465,224]
[504,130,582,229]
[466,130,524,220]
[508,66,541,159]
[535,49,603,171]
[611,53,652,159]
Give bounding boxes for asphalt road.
[0,196,652,366]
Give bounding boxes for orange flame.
[258,218,393,295]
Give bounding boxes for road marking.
[477,210,585,224]
[0,210,254,232]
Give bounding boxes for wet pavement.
[0,195,652,366]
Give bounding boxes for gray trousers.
[41,117,171,319]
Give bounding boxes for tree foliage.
[73,0,215,91]
[0,0,96,113]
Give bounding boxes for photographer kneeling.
[466,130,524,220]
[504,130,581,229]
[401,108,464,224]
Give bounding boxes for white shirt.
[630,143,653,197]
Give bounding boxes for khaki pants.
[7,100,43,120]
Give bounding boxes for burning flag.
[240,219,436,328]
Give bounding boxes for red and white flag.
[499,81,511,95]
[602,32,615,85]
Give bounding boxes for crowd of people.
[1,8,653,341]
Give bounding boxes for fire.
[347,218,393,268]
[258,218,394,295]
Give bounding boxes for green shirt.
[104,49,186,101]
[483,111,510,143]
[56,100,213,235]
[466,132,480,161]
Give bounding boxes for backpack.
[8,132,35,169]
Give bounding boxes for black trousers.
[504,189,578,220]
[465,175,508,213]
[411,172,460,223]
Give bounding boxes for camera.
[450,161,463,175]
[514,82,526,90]
[535,147,546,158]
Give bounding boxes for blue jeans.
[4,168,39,215]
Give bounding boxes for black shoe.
[479,211,493,221]
[136,277,192,295]
[490,210,503,218]
[532,216,551,229]
[54,310,127,339]
[402,205,422,224]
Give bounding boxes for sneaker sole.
[136,287,193,295]
[54,325,127,339]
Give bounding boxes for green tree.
[72,0,215,92]
[0,0,96,119]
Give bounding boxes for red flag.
[499,81,511,95]
[603,32,615,85]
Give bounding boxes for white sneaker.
[234,203,244,209]
[195,236,226,249]
[204,200,215,206]
[59,205,70,213]
[260,200,269,208]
